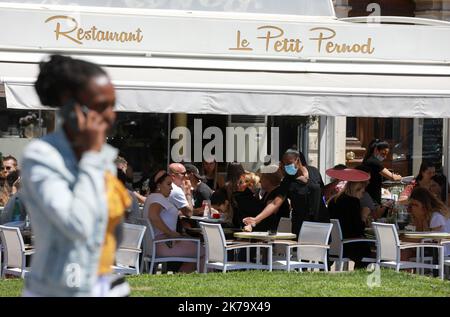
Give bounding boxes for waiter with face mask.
[362,139,403,205]
[243,149,313,236]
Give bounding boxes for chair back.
[0,225,25,270]
[277,217,292,233]
[329,219,343,257]
[133,218,155,259]
[200,222,226,264]
[116,223,146,268]
[297,221,333,262]
[372,222,400,262]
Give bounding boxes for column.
[412,118,424,176]
[308,118,320,167]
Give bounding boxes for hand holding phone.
[62,99,108,152]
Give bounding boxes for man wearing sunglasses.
[168,163,194,217]
[2,155,18,177]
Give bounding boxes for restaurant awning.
[2,60,450,118]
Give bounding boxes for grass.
[0,269,449,297]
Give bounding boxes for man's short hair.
[3,155,18,167]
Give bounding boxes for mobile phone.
[61,99,89,133]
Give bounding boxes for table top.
[402,232,450,240]
[234,231,296,241]
[181,215,226,224]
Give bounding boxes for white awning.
[2,61,450,117]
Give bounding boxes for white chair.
[200,222,272,273]
[441,240,450,279]
[113,223,146,275]
[0,225,33,278]
[273,217,292,259]
[273,221,333,272]
[138,218,201,274]
[277,217,292,233]
[372,222,445,279]
[329,219,376,271]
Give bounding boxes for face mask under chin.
[375,155,385,162]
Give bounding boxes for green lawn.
[1,269,449,297]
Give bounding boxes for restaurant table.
[185,227,240,240]
[234,231,296,241]
[233,232,297,265]
[402,232,450,240]
[400,232,449,277]
[181,215,227,224]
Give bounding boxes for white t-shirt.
[430,212,450,256]
[169,183,189,209]
[144,193,179,236]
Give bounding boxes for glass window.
[107,112,169,190]
[346,116,447,202]
[2,0,335,16]
[0,100,56,164]
[345,117,444,180]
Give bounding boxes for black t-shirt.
[257,186,291,232]
[204,177,216,191]
[328,193,365,238]
[306,166,329,223]
[232,188,264,229]
[279,176,309,217]
[362,156,384,204]
[193,182,213,209]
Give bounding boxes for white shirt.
[430,212,450,256]
[169,183,189,209]
[144,193,179,236]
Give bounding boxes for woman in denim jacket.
[21,55,119,297]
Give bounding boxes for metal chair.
[329,219,376,271]
[0,225,33,278]
[200,222,272,273]
[372,222,445,279]
[137,218,201,274]
[113,223,146,275]
[273,221,333,272]
[273,217,292,260]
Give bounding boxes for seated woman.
[143,170,204,273]
[406,187,450,260]
[400,161,442,203]
[242,165,291,232]
[327,169,372,269]
[232,172,264,231]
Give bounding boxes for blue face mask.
[284,163,298,176]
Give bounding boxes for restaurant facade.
[1,0,450,199]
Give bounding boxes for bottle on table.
[202,200,211,218]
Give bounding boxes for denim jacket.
[21,129,117,297]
